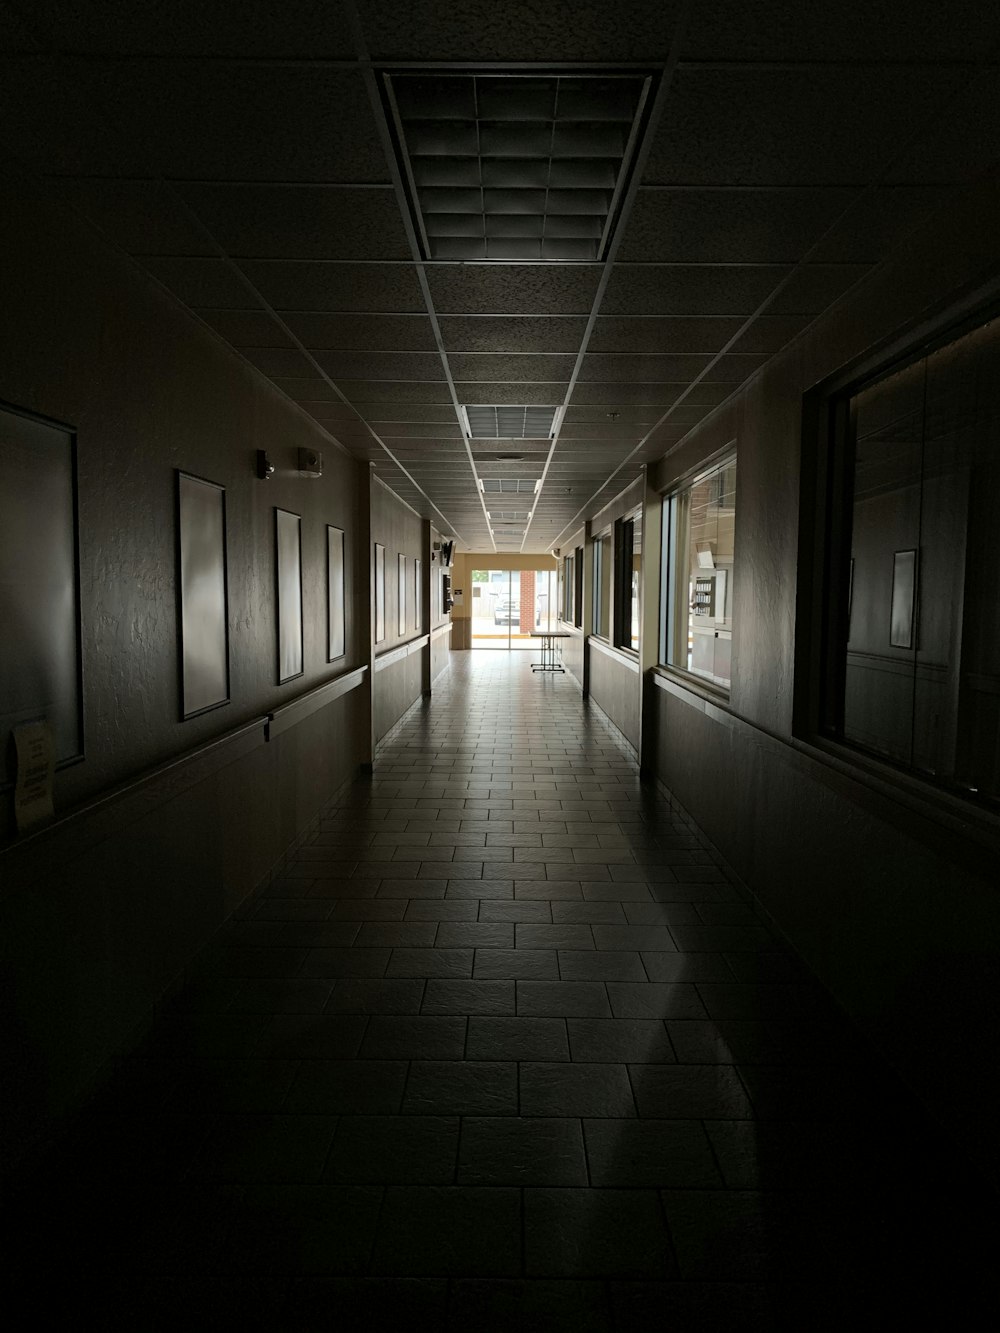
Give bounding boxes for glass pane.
[685,460,736,688]
[840,315,1000,804]
[598,533,612,636]
[630,511,642,651]
[845,358,924,763]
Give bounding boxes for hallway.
[8,655,992,1329]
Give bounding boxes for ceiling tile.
[602,264,794,316]
[426,265,602,315]
[240,262,424,312]
[590,315,812,354]
[283,314,438,351]
[683,0,1000,61]
[142,257,257,308]
[341,382,454,404]
[239,347,317,377]
[438,316,589,353]
[311,352,445,381]
[270,379,346,403]
[580,353,713,382]
[766,264,873,314]
[53,179,211,256]
[358,0,682,60]
[446,354,576,383]
[0,2,40,49]
[454,383,564,406]
[196,310,296,347]
[21,1,357,56]
[0,62,385,181]
[617,188,856,264]
[809,185,950,263]
[178,185,410,260]
[643,68,958,187]
[571,383,681,406]
[590,319,734,354]
[887,77,1000,187]
[368,423,464,439]
[563,406,660,424]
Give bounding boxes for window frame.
[795,291,1000,826]
[658,451,737,697]
[592,527,612,640]
[613,509,640,653]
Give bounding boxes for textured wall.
[589,641,641,751]
[0,177,366,834]
[646,170,1000,1180]
[0,179,369,1169]
[371,479,426,742]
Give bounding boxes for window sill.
[652,664,731,707]
[792,732,1000,854]
[589,637,640,674]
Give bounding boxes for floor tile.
[519,1063,636,1117]
[325,1116,460,1184]
[371,1187,522,1276]
[629,1065,753,1118]
[421,979,516,1015]
[517,981,612,1018]
[582,1119,720,1187]
[567,1018,674,1063]
[474,948,560,980]
[19,653,992,1319]
[524,1188,673,1277]
[458,1117,588,1185]
[558,950,646,982]
[467,1016,569,1061]
[325,978,426,1015]
[386,948,474,979]
[402,1061,518,1116]
[360,1015,467,1060]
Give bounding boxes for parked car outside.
[494,596,520,624]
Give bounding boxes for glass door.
[470,568,557,649]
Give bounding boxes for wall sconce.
[256,449,274,481]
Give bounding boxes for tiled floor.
[8,654,994,1329]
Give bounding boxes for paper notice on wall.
[13,720,55,833]
[452,590,464,605]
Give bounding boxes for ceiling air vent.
[382,70,655,262]
[464,405,558,439]
[479,478,539,494]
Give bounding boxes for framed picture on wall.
[375,542,385,643]
[327,524,345,661]
[398,553,407,635]
[1,401,84,784]
[414,558,422,632]
[890,548,918,650]
[276,508,304,683]
[177,471,230,719]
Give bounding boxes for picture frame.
[327,524,346,662]
[0,400,84,783]
[398,553,407,636]
[276,507,304,683]
[374,542,385,643]
[414,558,422,633]
[890,548,917,650]
[177,471,230,719]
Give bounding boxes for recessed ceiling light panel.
[464,406,558,439]
[383,70,655,262]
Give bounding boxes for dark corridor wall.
[0,176,370,1171]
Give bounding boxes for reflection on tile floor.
[7,655,994,1329]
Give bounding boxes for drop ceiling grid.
[1,6,990,550]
